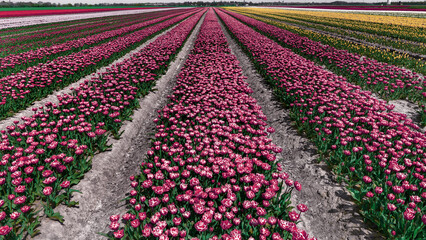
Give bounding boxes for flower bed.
[217,8,425,239]
[0,9,205,240]
[281,5,426,12]
[108,9,314,240]
[230,8,426,64]
[251,8,426,42]
[0,7,162,18]
[0,9,189,77]
[0,9,200,121]
[1,21,113,54]
[0,12,143,37]
[222,8,426,127]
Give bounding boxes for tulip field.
[0,6,425,240]
[0,8,193,120]
[226,7,426,128]
[0,7,163,18]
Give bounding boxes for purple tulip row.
[216,8,425,239]
[108,9,314,240]
[0,9,205,240]
[222,9,426,123]
[0,9,200,121]
[0,9,190,77]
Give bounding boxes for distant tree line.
[0,1,54,7]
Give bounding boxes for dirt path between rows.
[30,13,205,240]
[218,14,383,240]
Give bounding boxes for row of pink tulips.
[0,21,113,53]
[217,8,425,239]
[0,12,159,48]
[222,9,426,126]
[108,9,314,240]
[0,9,205,240]
[0,9,199,121]
[0,10,161,46]
[0,9,190,77]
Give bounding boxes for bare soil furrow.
[272,13,423,47]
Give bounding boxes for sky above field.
[7,0,425,4]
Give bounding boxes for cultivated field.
[0,8,179,30]
[0,6,424,240]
